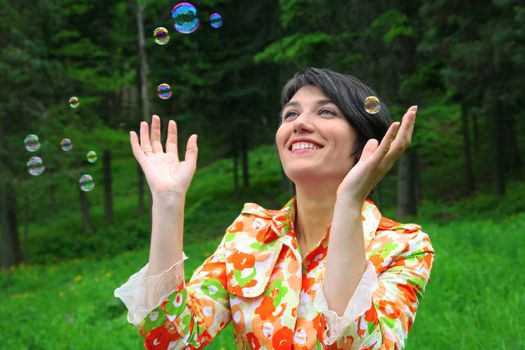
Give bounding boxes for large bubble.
[86,150,98,163]
[60,138,73,151]
[153,27,170,45]
[157,83,172,99]
[24,134,41,152]
[27,156,45,176]
[79,174,95,192]
[364,96,381,114]
[69,96,79,109]
[172,2,199,34]
[209,13,223,29]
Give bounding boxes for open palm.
[130,115,198,200]
[337,106,417,202]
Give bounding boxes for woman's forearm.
[323,196,368,316]
[146,194,186,277]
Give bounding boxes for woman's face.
[275,85,358,188]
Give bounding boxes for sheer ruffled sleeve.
[314,260,378,344]
[114,252,188,326]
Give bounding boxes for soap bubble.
[172,2,199,34]
[153,27,170,45]
[86,151,98,163]
[69,96,79,108]
[60,138,73,151]
[27,156,45,176]
[364,96,381,114]
[157,83,172,99]
[79,174,95,192]
[24,134,41,152]
[209,13,223,29]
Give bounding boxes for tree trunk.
[135,0,150,216]
[1,185,22,269]
[472,111,479,154]
[79,187,93,233]
[491,103,506,196]
[461,102,475,195]
[103,149,113,224]
[241,130,250,191]
[503,111,522,179]
[396,150,417,219]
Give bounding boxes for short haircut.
[278,67,393,196]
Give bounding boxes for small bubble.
[79,174,95,192]
[364,96,381,114]
[86,151,98,163]
[157,83,172,100]
[209,13,223,29]
[153,27,170,45]
[24,134,41,152]
[69,96,79,108]
[172,2,199,34]
[60,138,73,151]
[27,156,45,176]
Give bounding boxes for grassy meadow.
[1,143,524,349]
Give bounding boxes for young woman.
[115,67,435,349]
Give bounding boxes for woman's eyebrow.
[283,99,335,109]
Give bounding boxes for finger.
[140,121,153,154]
[184,134,199,167]
[390,105,417,152]
[151,115,163,153]
[375,121,400,160]
[130,131,146,167]
[165,120,179,161]
[359,138,379,162]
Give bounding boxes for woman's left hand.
[336,105,418,203]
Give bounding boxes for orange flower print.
[144,325,179,349]
[247,332,261,349]
[231,252,255,270]
[228,219,244,233]
[378,300,401,319]
[272,326,294,349]
[255,296,277,321]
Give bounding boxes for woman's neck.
[295,184,337,257]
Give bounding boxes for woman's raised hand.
[130,115,198,203]
[336,105,417,203]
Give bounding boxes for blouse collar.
[241,197,383,247]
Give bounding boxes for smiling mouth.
[290,142,323,153]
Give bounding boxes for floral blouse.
[115,197,434,349]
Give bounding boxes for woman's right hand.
[130,115,198,204]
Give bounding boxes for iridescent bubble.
[60,138,73,151]
[27,156,45,176]
[209,13,223,29]
[153,27,170,45]
[69,96,79,108]
[157,83,172,100]
[79,174,95,192]
[364,96,381,114]
[86,150,98,163]
[172,2,199,34]
[24,134,41,152]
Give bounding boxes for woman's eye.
[283,111,298,119]
[320,109,336,116]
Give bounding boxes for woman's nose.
[293,113,314,133]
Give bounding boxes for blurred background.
[0,0,524,349]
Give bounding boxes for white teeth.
[291,142,321,151]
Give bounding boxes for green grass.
[2,143,524,349]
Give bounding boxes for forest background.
[1,0,524,349]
